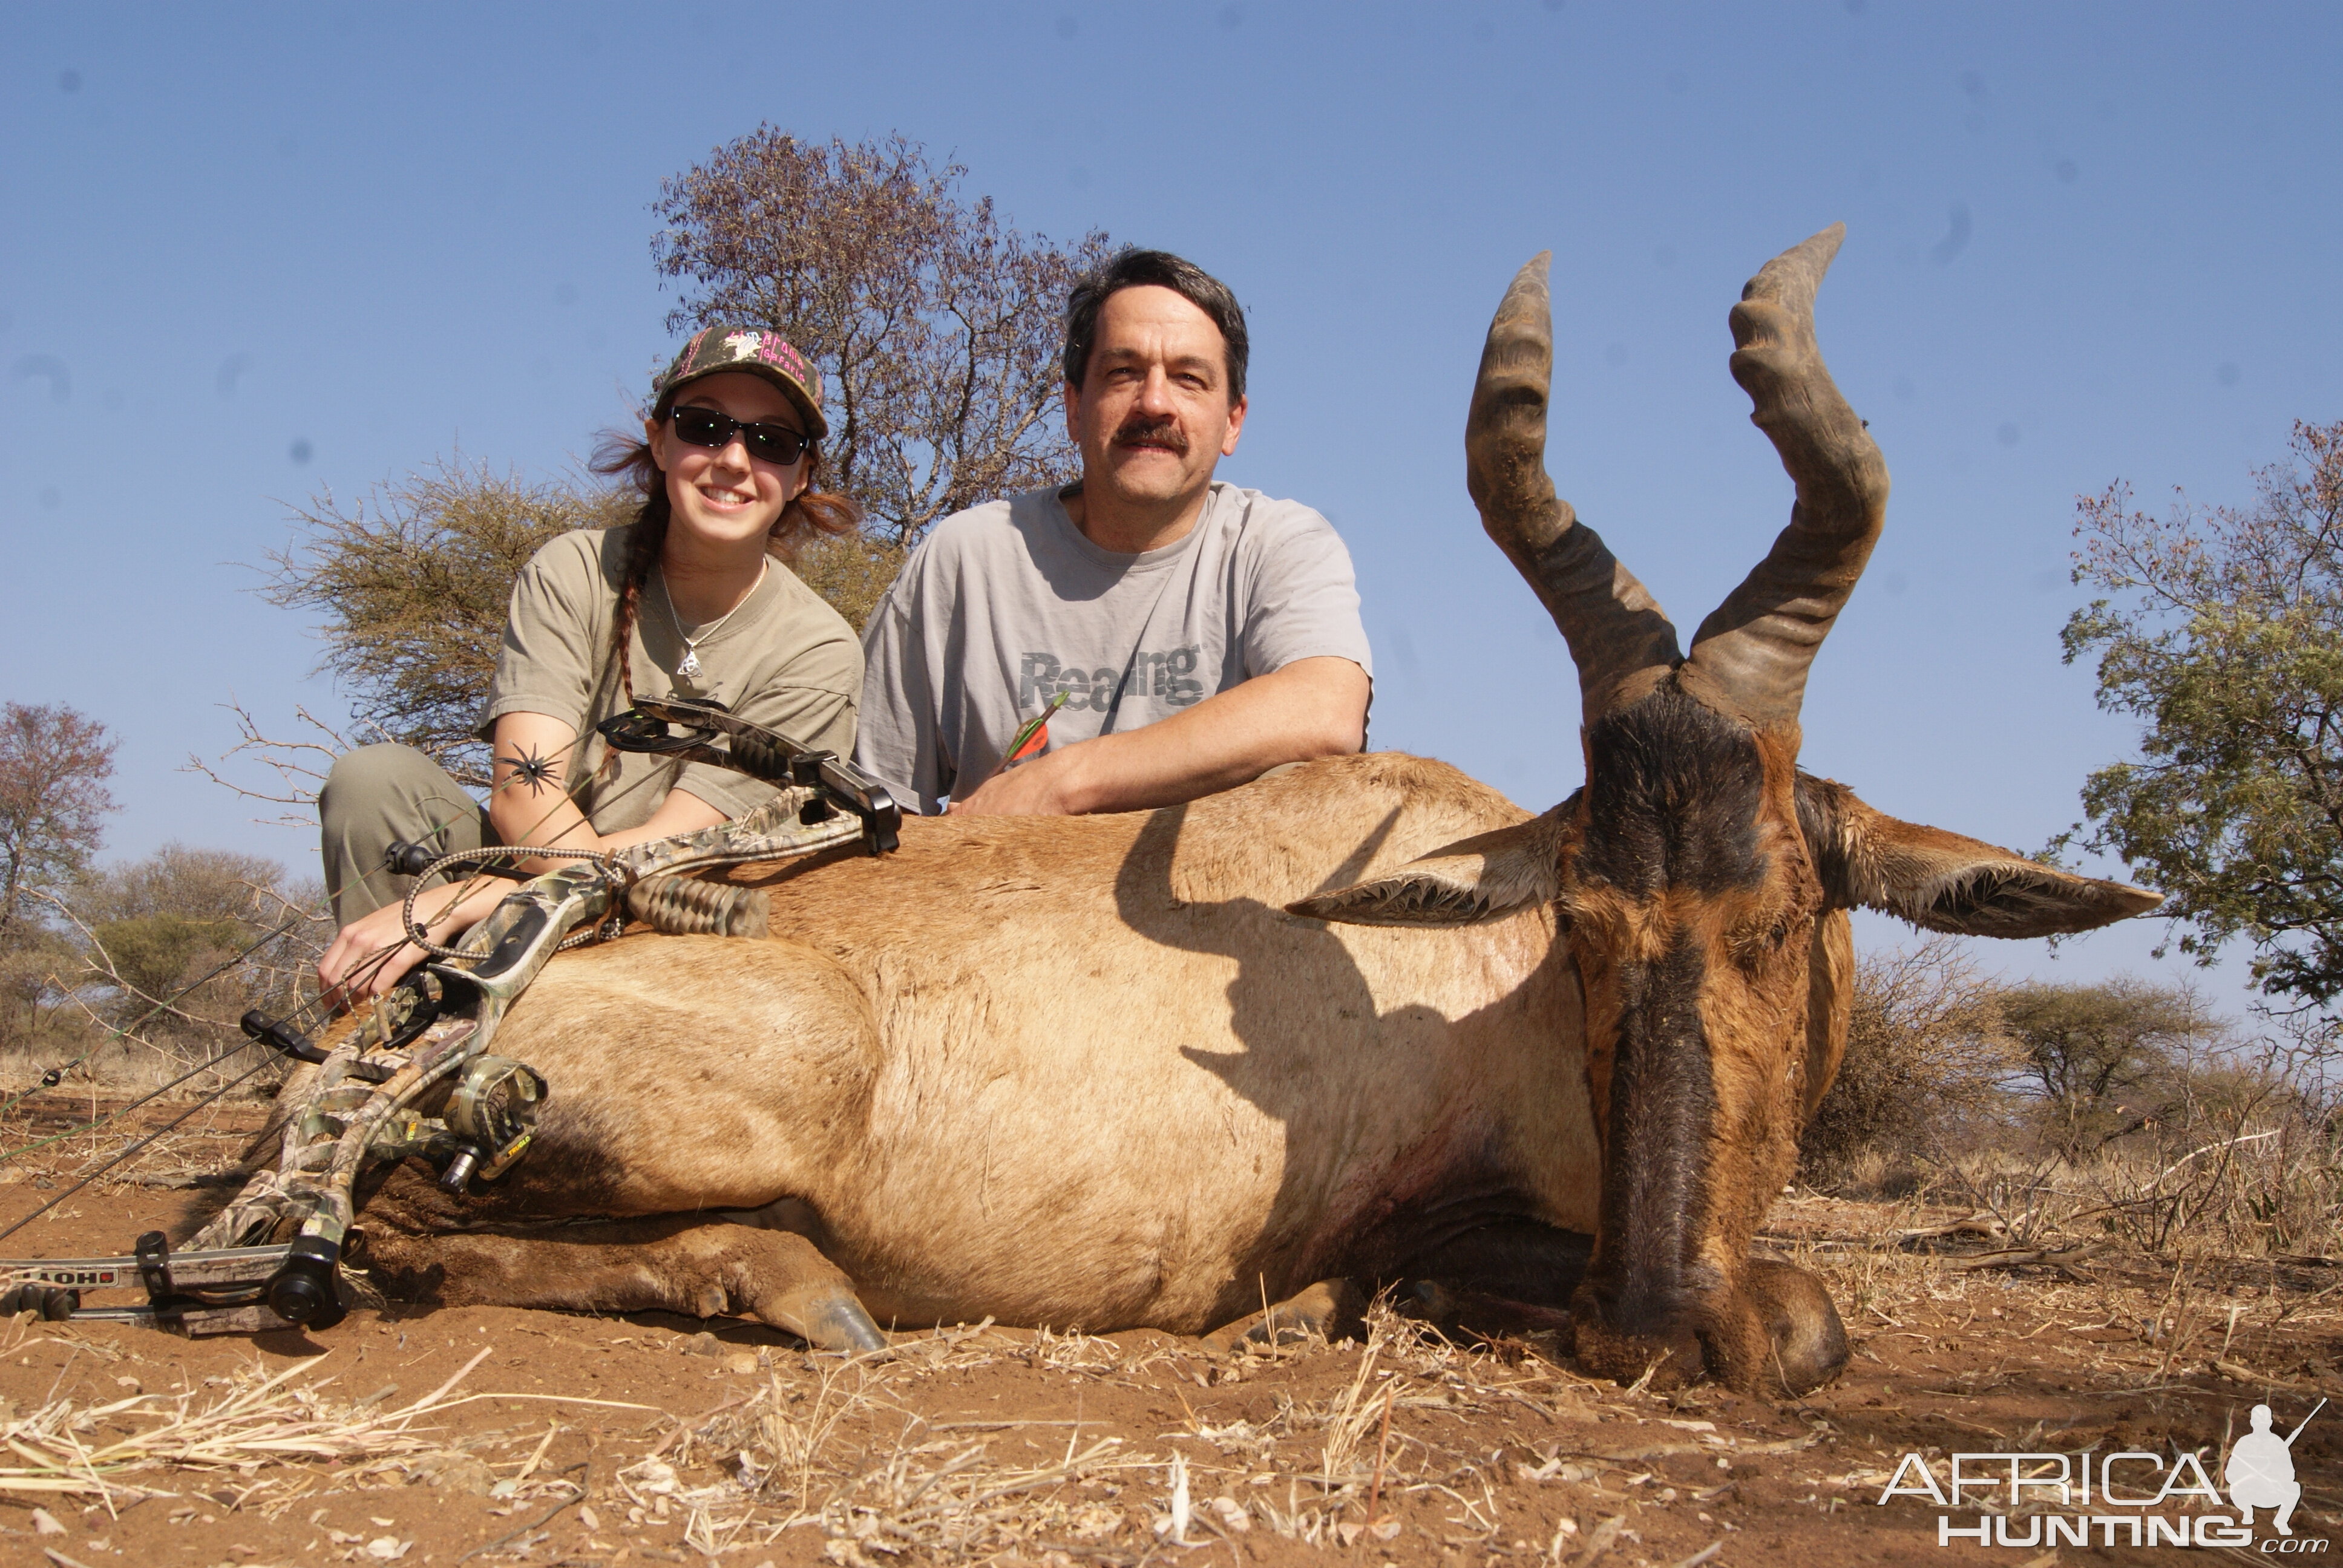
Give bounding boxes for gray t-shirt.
[856,482,1372,813]
[483,526,861,833]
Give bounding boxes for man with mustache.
[856,249,1372,815]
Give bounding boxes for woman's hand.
[316,881,491,1003]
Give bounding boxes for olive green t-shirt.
[481,526,860,834]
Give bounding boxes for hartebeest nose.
[1570,1258,1848,1395]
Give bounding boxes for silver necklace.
[657,560,765,681]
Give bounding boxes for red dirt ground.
[0,1100,2336,1568]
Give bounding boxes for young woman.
[315,327,861,1001]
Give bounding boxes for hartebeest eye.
[1723,882,1818,970]
[1725,918,1789,970]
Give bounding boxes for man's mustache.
[1110,416,1188,454]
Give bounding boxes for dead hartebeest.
[214,226,2155,1395]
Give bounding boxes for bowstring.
[308,734,591,992]
[0,722,684,1203]
[0,913,312,1125]
[0,743,555,1112]
[7,679,724,1227]
[0,1036,269,1168]
[274,725,621,1026]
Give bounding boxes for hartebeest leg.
[358,1217,887,1352]
[1201,1278,1368,1353]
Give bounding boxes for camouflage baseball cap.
[652,326,827,440]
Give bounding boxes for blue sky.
[4,3,2336,1019]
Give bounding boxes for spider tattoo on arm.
[497,743,563,796]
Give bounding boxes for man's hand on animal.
[949,655,1369,815]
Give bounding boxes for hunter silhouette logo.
[1875,1401,2332,1549]
[2230,1399,2323,1537]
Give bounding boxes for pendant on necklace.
[677,647,702,679]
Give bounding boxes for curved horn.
[1469,253,1680,722]
[1682,224,1890,730]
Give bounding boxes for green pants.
[318,743,496,924]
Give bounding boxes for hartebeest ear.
[1288,808,1570,927]
[1795,774,2161,938]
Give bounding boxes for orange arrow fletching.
[1006,690,1067,765]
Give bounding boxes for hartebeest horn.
[1681,224,1890,730]
[1469,253,1681,722]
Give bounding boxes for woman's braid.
[593,496,670,782]
[606,500,669,707]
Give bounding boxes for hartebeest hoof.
[1201,1278,1366,1354]
[358,1217,888,1353]
[775,1278,888,1355]
[1567,1259,1848,1397]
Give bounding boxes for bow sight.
[0,710,899,1335]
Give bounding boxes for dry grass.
[0,1331,609,1519]
[0,1305,1623,1562]
[1,1086,2337,1563]
[0,1099,266,1220]
[632,1302,1791,1564]
[1838,1110,2343,1271]
[1768,1189,2343,1395]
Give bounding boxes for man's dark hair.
[1062,249,1249,403]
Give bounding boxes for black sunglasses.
[669,405,812,466]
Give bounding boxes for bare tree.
[0,702,117,1059]
[0,702,117,943]
[652,129,1112,547]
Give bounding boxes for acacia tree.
[2061,419,2343,1007]
[1999,979,2208,1161]
[652,129,1112,547]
